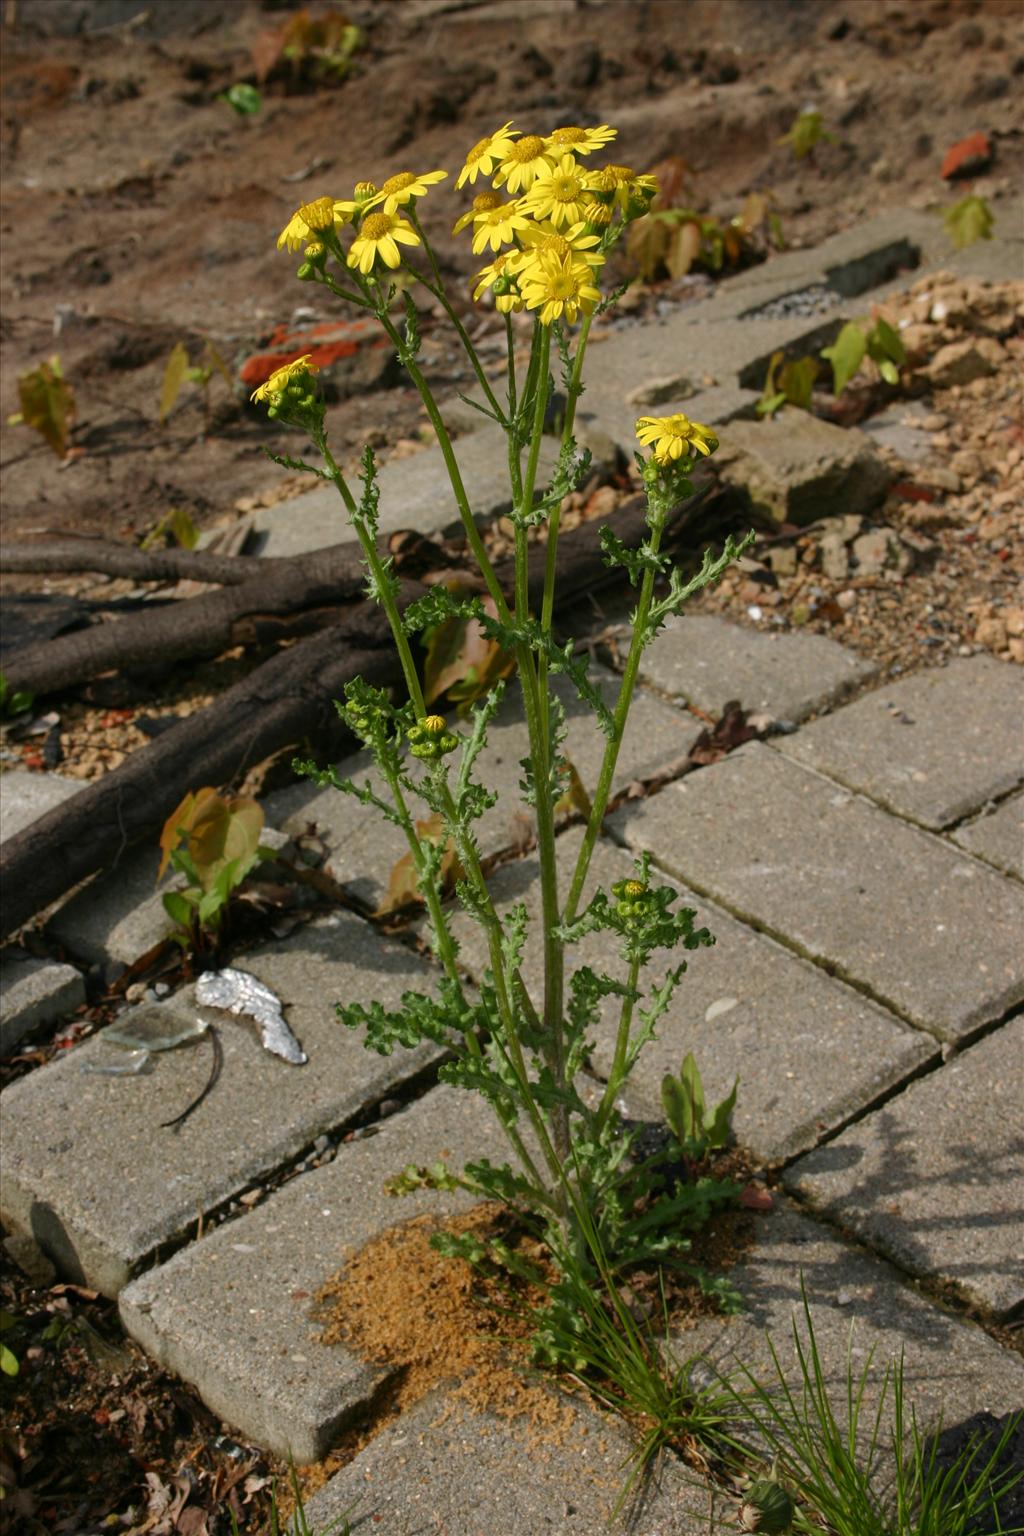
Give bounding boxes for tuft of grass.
[717,1285,1023,1535]
[229,1464,356,1536]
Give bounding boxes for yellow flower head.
[512,220,604,270]
[635,414,719,464]
[622,880,645,899]
[277,197,353,252]
[518,251,602,327]
[346,210,421,275]
[544,123,617,157]
[457,121,518,189]
[470,199,532,254]
[453,190,503,236]
[365,169,447,216]
[582,198,612,227]
[250,354,318,404]
[520,154,589,229]
[493,133,554,194]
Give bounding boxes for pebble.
[837,589,857,610]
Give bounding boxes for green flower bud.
[738,1478,795,1533]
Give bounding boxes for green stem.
[595,951,640,1135]
[564,509,666,924]
[541,312,593,635]
[404,221,505,424]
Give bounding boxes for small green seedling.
[139,506,200,551]
[757,349,820,416]
[778,110,835,161]
[159,338,235,427]
[8,354,75,457]
[661,1051,738,1159]
[943,194,995,250]
[821,317,907,393]
[159,786,274,951]
[0,671,34,721]
[219,82,262,115]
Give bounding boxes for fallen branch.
[0,478,725,938]
[0,537,305,586]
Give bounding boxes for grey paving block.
[778,657,1024,830]
[0,913,444,1296]
[305,1388,730,1536]
[610,743,1024,1040]
[677,1200,1024,1445]
[784,1021,1024,1319]
[438,828,934,1165]
[120,1084,516,1464]
[251,424,560,554]
[0,952,85,1055]
[714,413,892,527]
[266,669,701,910]
[953,790,1024,881]
[0,769,80,843]
[48,827,292,968]
[634,615,877,724]
[48,844,175,968]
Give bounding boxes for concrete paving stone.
[438,828,934,1166]
[48,844,178,968]
[0,913,445,1296]
[676,1199,1024,1446]
[953,789,1024,880]
[0,952,86,1055]
[784,1020,1024,1319]
[633,614,877,724]
[250,423,560,554]
[305,1388,731,1536]
[858,397,936,464]
[265,668,702,910]
[0,769,80,843]
[713,413,891,527]
[610,743,1024,1040]
[119,1084,518,1464]
[778,656,1024,830]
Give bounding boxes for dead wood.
[0,537,304,586]
[2,543,382,696]
[0,477,724,938]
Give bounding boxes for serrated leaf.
[17,355,74,457]
[159,342,190,425]
[821,321,867,396]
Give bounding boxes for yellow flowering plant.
[258,120,752,1360]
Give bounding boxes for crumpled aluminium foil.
[195,967,307,1065]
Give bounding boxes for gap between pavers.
[777,655,1024,830]
[0,912,444,1297]
[784,1018,1024,1320]
[609,742,1024,1042]
[952,788,1024,881]
[0,952,85,1056]
[119,1083,515,1465]
[265,667,702,911]
[304,1387,731,1536]
[249,423,561,555]
[434,827,934,1167]
[674,1198,1024,1449]
[627,614,877,725]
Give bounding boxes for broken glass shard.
[101,1006,207,1053]
[195,967,307,1064]
[81,1049,152,1077]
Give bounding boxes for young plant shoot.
[253,120,751,1345]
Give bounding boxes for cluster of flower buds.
[407,714,460,761]
[610,876,656,929]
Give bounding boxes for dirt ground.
[2,0,1022,545]
[1,1,1023,1530]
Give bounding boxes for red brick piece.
[940,131,992,180]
